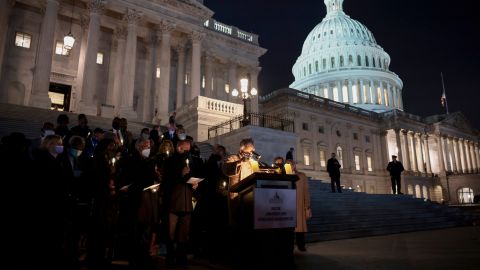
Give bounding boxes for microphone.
[252,151,262,159]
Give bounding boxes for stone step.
[306,221,462,242]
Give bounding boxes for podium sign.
[254,188,296,229]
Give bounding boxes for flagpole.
[441,72,449,114]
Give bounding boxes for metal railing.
[208,112,294,139]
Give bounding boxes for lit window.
[377,87,382,104]
[342,85,348,103]
[156,67,161,78]
[224,83,229,93]
[55,41,69,56]
[333,87,339,102]
[96,52,103,64]
[202,75,206,88]
[457,187,474,204]
[355,155,361,171]
[185,73,190,85]
[336,146,343,168]
[304,151,310,166]
[15,32,32,48]
[367,156,373,172]
[352,85,358,103]
[319,150,326,167]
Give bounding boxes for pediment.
[440,112,476,133]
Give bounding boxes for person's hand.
[192,182,199,190]
[182,166,190,176]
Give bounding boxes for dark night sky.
[203,0,480,129]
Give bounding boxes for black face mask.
[112,123,120,130]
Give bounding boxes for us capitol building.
[0,0,479,203]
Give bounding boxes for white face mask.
[178,133,187,140]
[141,148,151,158]
[43,130,55,137]
[142,133,150,140]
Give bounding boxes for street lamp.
[231,78,257,126]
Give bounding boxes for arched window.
[372,56,376,67]
[415,185,421,198]
[457,187,474,204]
[322,58,327,70]
[340,55,344,67]
[348,55,353,65]
[422,186,429,199]
[315,61,319,72]
[336,146,343,168]
[331,57,335,68]
[357,55,362,66]
[365,56,369,67]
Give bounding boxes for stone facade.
[0,0,266,128]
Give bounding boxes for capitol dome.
[290,0,404,112]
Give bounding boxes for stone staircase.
[306,179,475,242]
[0,103,155,139]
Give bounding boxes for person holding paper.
[162,138,202,266]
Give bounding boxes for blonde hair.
[159,140,174,154]
[40,134,62,149]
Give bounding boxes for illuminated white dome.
[290,0,404,112]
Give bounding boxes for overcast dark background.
[204,0,480,129]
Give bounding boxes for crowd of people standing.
[1,113,230,270]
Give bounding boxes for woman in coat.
[287,159,311,251]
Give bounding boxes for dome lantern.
[325,0,344,14]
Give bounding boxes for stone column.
[416,133,425,172]
[388,84,393,108]
[156,22,174,124]
[379,81,385,106]
[347,80,353,105]
[73,16,89,112]
[448,137,457,172]
[394,129,403,162]
[0,0,13,85]
[141,37,155,122]
[453,138,461,173]
[78,0,105,115]
[190,31,204,101]
[475,144,480,171]
[328,84,334,101]
[468,141,475,172]
[359,80,365,103]
[204,53,214,98]
[336,81,343,102]
[423,135,432,174]
[109,27,127,114]
[442,136,451,172]
[459,139,467,173]
[463,140,470,172]
[30,0,60,108]
[250,66,261,113]
[371,80,378,104]
[174,43,186,110]
[437,134,446,172]
[470,142,478,172]
[391,87,397,109]
[119,9,141,119]
[402,130,411,171]
[399,91,404,110]
[228,59,238,103]
[410,132,418,171]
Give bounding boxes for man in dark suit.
[386,155,405,194]
[286,147,294,161]
[327,153,342,193]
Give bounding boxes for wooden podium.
[229,173,299,269]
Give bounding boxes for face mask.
[169,130,175,136]
[42,130,55,137]
[141,148,151,158]
[142,134,150,140]
[70,149,83,157]
[178,133,187,140]
[55,145,64,154]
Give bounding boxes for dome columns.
[325,0,344,14]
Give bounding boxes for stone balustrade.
[204,19,259,44]
[176,95,243,116]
